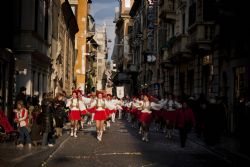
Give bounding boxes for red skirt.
[94,109,107,120]
[87,107,96,114]
[163,110,177,125]
[136,110,142,119]
[123,106,129,113]
[139,112,152,125]
[69,110,81,120]
[81,110,87,115]
[130,108,138,115]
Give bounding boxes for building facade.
[50,0,78,96]
[113,0,250,134]
[95,26,108,91]
[0,0,78,120]
[0,1,16,116]
[112,0,135,97]
[73,0,93,93]
[13,0,52,103]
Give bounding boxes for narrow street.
[9,120,236,167]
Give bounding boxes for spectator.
[41,93,55,148]
[14,100,32,148]
[54,93,66,137]
[30,106,42,146]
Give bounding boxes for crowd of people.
[13,88,69,149]
[12,86,231,149]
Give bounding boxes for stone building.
[72,0,93,93]
[0,1,15,116]
[0,0,78,121]
[95,26,108,91]
[112,0,135,96]
[50,0,78,96]
[115,0,250,134]
[11,0,52,103]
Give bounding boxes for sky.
[90,0,119,60]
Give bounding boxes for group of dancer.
[123,93,195,146]
[66,90,122,141]
[66,90,195,147]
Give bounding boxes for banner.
[116,86,124,99]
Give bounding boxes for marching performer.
[130,96,140,128]
[112,96,122,122]
[122,96,130,120]
[77,91,88,130]
[137,94,144,134]
[163,93,180,139]
[66,90,84,138]
[86,94,97,124]
[139,94,153,142]
[94,92,107,141]
[105,94,116,128]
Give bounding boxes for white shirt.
[141,101,152,113]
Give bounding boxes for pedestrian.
[175,100,195,148]
[54,92,66,137]
[14,100,32,148]
[30,106,42,146]
[41,93,55,147]
[195,93,208,138]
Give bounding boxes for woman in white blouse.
[94,92,107,141]
[139,95,153,142]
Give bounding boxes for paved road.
[39,120,234,167]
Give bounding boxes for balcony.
[172,34,188,55]
[187,23,215,51]
[159,0,177,21]
[171,34,191,60]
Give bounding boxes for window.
[34,0,39,32]
[188,2,196,26]
[98,66,102,78]
[203,0,217,21]
[182,13,185,34]
[44,3,49,40]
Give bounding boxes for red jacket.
[176,108,195,129]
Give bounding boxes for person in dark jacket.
[176,100,195,148]
[204,97,226,146]
[54,93,66,137]
[41,93,55,147]
[30,106,42,146]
